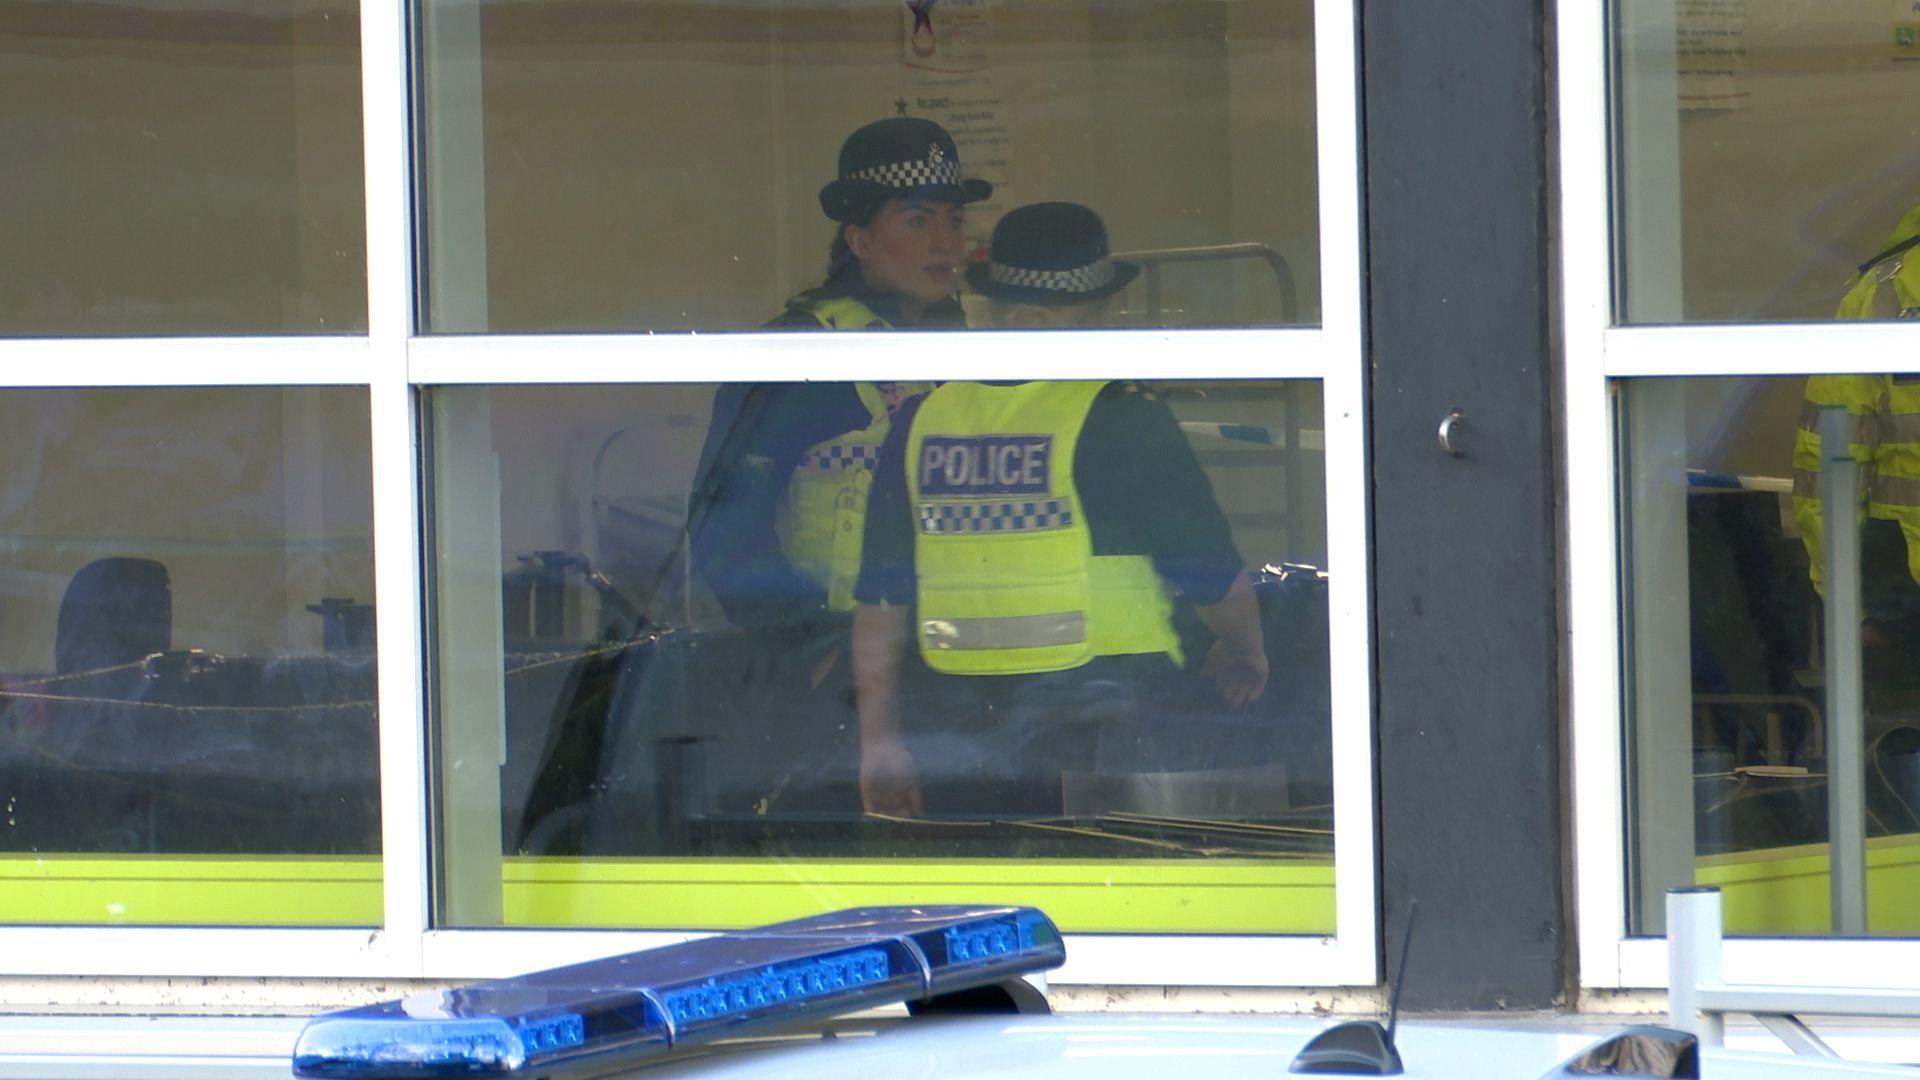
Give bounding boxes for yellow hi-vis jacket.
[774,297,932,611]
[1792,205,1920,593]
[905,380,1179,675]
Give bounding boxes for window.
[0,0,392,971]
[417,0,1319,332]
[410,0,1371,986]
[1566,0,1920,990]
[426,380,1332,935]
[1615,0,1920,324]
[0,0,1366,986]
[1619,375,1920,939]
[0,388,379,925]
[0,0,366,336]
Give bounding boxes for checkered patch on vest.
[918,499,1074,534]
[802,444,878,472]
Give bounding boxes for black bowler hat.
[818,117,993,224]
[965,202,1140,305]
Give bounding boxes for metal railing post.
[1819,404,1868,935]
[1667,886,1725,1048]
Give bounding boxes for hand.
[860,734,925,818]
[1202,639,1269,707]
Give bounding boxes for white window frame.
[0,0,1376,990]
[1560,0,1920,991]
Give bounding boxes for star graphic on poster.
[894,97,909,116]
[906,0,938,36]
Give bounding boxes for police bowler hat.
[819,117,993,224]
[965,202,1140,305]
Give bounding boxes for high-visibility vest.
[775,297,931,611]
[805,296,888,332]
[1792,206,1920,591]
[905,380,1179,675]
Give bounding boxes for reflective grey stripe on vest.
[1798,401,1876,446]
[921,611,1087,651]
[1879,410,1920,445]
[1873,471,1920,509]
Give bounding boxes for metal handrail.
[1668,887,1920,1059]
[1111,242,1299,324]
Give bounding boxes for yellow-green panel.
[500,858,1335,935]
[0,855,381,926]
[1697,833,1920,936]
[0,854,1333,933]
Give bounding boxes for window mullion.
[405,329,1330,386]
[363,0,429,972]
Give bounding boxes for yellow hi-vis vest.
[1792,205,1920,592]
[775,297,932,611]
[906,380,1179,675]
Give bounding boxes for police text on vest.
[920,435,1053,496]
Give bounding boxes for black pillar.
[1361,1,1567,1009]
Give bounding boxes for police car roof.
[4,1000,1920,1077]
[268,904,1920,1080]
[511,1013,1920,1080]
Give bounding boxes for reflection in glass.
[1623,375,1920,936]
[0,389,379,925]
[419,0,1318,332]
[0,0,366,335]
[427,381,1331,932]
[1615,2,1920,323]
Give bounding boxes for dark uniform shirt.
[854,382,1244,610]
[688,274,966,633]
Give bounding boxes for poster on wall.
[1896,0,1920,60]
[902,0,990,76]
[1675,0,1750,111]
[894,0,1012,242]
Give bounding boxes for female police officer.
[682,118,989,816]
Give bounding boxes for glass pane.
[418,1,1317,332]
[0,389,379,925]
[1622,374,1920,937]
[427,380,1331,933]
[0,1,365,335]
[1615,2,1920,323]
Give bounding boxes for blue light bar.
[292,905,1064,1079]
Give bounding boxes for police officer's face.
[845,198,966,314]
[989,296,1116,329]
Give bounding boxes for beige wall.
[0,1,365,335]
[1661,0,1920,321]
[456,0,1318,332]
[0,389,373,671]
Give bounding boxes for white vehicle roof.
[22,904,1902,1080]
[3,1011,1917,1080]
[610,1013,1920,1080]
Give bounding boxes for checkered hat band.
[848,156,963,190]
[985,258,1116,294]
[802,445,878,471]
[919,499,1074,535]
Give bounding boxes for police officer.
[693,116,990,627]
[849,203,1268,818]
[683,118,988,814]
[1793,204,1920,717]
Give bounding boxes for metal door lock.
[1437,409,1464,456]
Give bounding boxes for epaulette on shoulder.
[1860,233,1920,276]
